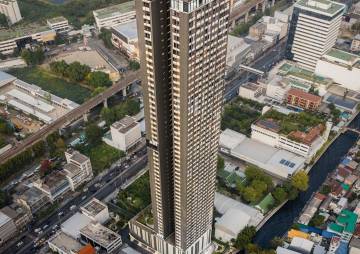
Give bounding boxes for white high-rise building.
[286,0,345,70]
[0,0,22,25]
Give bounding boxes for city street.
[5,148,148,254]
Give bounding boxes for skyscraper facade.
[129,0,229,252]
[285,0,345,70]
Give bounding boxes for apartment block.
[93,1,136,30]
[286,0,345,70]
[286,88,322,110]
[128,0,230,251]
[0,211,17,245]
[0,0,22,25]
[64,150,93,191]
[47,16,71,33]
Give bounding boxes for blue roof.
[112,20,138,40]
[341,157,351,166]
[335,242,348,254]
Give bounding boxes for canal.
[254,114,360,247]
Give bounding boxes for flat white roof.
[48,232,83,253]
[0,71,16,87]
[277,247,302,254]
[290,237,314,253]
[112,20,138,41]
[215,207,251,235]
[61,212,92,239]
[0,211,11,226]
[221,130,305,178]
[7,89,54,112]
[219,128,246,150]
[8,100,52,123]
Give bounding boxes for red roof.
[337,167,352,178]
[78,244,96,254]
[314,192,327,201]
[289,124,324,145]
[287,88,322,103]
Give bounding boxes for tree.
[40,160,52,177]
[99,28,114,49]
[319,185,331,195]
[217,156,224,171]
[55,138,66,155]
[291,171,309,191]
[21,48,45,66]
[65,61,91,81]
[309,214,325,227]
[50,60,69,77]
[272,187,288,204]
[0,52,6,60]
[234,226,257,250]
[86,71,112,87]
[270,237,284,249]
[283,182,299,200]
[129,60,140,70]
[91,86,107,97]
[0,13,8,28]
[242,186,260,203]
[85,123,102,146]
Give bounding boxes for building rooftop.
[276,247,302,254]
[70,151,89,164]
[350,238,360,249]
[112,115,138,134]
[288,124,325,145]
[255,119,281,133]
[48,232,83,253]
[287,88,322,103]
[80,222,121,248]
[0,71,16,87]
[290,237,314,253]
[219,128,246,150]
[296,0,345,16]
[326,48,359,62]
[47,16,68,24]
[63,163,81,176]
[93,1,135,19]
[0,24,53,41]
[112,19,138,41]
[81,198,107,218]
[78,244,96,254]
[40,171,68,192]
[61,212,92,239]
[215,207,251,235]
[256,193,275,213]
[19,187,47,206]
[336,209,358,233]
[242,82,262,91]
[0,211,11,226]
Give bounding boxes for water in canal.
[254,115,360,247]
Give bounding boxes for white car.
[16,241,23,248]
[70,205,77,211]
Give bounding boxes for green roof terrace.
[0,24,51,41]
[296,0,345,16]
[93,1,135,19]
[47,16,68,24]
[337,209,357,233]
[324,48,360,63]
[278,62,332,85]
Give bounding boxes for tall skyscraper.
[128,0,229,252]
[0,0,22,25]
[286,0,345,70]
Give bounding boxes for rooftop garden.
[221,97,264,136]
[260,110,326,135]
[278,63,331,85]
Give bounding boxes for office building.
[111,20,139,60]
[1,204,32,231]
[47,16,71,34]
[33,171,70,202]
[128,0,229,252]
[286,0,345,70]
[103,115,142,152]
[80,198,109,224]
[0,0,21,25]
[315,48,360,91]
[286,88,322,110]
[80,222,122,253]
[0,211,17,245]
[93,1,136,30]
[64,150,93,191]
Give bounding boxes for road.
[0,71,140,164]
[6,148,148,254]
[224,40,286,101]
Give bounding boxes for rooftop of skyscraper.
[296,0,345,16]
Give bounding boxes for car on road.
[16,241,23,248]
[83,187,88,192]
[81,195,87,200]
[42,224,49,230]
[58,211,64,217]
[34,228,41,233]
[70,205,77,211]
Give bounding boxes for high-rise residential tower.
[286,0,345,70]
[128,0,229,252]
[0,0,22,25]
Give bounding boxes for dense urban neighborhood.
[0,0,359,253]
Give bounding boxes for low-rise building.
[14,187,49,213]
[47,16,71,34]
[80,222,122,253]
[103,115,142,152]
[64,150,93,191]
[238,82,265,100]
[249,23,267,40]
[225,35,252,75]
[93,1,135,30]
[286,88,322,111]
[0,211,17,245]
[33,171,70,202]
[350,238,360,254]
[111,20,138,60]
[351,34,360,52]
[251,119,332,159]
[289,237,314,254]
[0,0,22,25]
[327,209,358,242]
[315,48,360,92]
[61,212,92,239]
[48,232,84,254]
[1,203,32,231]
[80,198,109,224]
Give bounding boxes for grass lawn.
[117,172,151,215]
[83,142,124,175]
[7,67,91,104]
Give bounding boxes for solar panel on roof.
[289,163,295,168]
[280,159,286,164]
